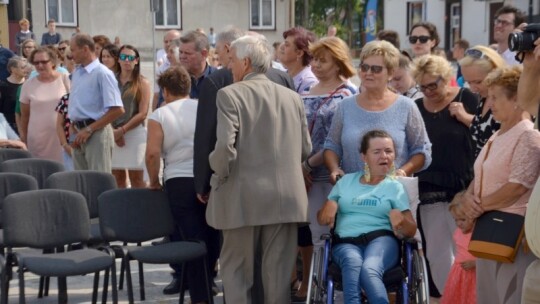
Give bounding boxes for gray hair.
[7,56,26,72]
[180,30,209,52]
[169,39,181,62]
[230,35,271,74]
[216,27,245,45]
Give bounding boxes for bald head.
[163,30,182,50]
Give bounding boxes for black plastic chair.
[0,173,39,255]
[45,171,118,244]
[0,159,64,189]
[0,149,31,163]
[0,189,117,304]
[98,188,214,304]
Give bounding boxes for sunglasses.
[32,60,51,66]
[58,47,66,51]
[419,76,443,92]
[409,35,430,44]
[359,63,384,74]
[119,54,137,62]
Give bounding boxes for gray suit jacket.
[207,73,311,230]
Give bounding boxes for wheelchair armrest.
[320,233,332,241]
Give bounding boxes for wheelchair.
[307,176,430,304]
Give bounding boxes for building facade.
[384,0,539,55]
[3,0,294,57]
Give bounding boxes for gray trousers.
[72,125,114,172]
[522,258,540,304]
[220,223,297,304]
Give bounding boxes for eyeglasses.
[419,76,443,92]
[409,35,430,44]
[359,63,384,74]
[32,60,51,66]
[493,18,513,27]
[119,54,137,62]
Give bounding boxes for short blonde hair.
[458,45,506,75]
[484,66,522,99]
[411,54,453,84]
[359,40,400,74]
[19,18,30,26]
[309,37,355,78]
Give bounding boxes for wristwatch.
[85,126,93,134]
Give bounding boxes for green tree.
[295,0,364,48]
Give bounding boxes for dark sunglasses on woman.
[409,35,430,44]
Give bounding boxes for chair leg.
[110,259,118,304]
[0,258,9,304]
[37,276,44,298]
[101,268,109,304]
[118,257,125,290]
[178,263,186,304]
[57,276,68,304]
[92,271,100,304]
[202,256,214,304]
[44,276,50,296]
[124,258,135,304]
[18,265,25,304]
[138,261,145,301]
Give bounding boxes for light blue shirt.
[0,113,19,140]
[329,173,409,237]
[68,59,122,121]
[324,94,432,173]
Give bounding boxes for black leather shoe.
[163,277,181,295]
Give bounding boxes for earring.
[364,163,371,183]
[389,162,396,179]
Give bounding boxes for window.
[155,0,182,29]
[250,0,275,30]
[45,0,77,26]
[407,2,424,33]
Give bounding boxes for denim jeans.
[332,235,399,304]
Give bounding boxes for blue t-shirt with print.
[328,172,410,238]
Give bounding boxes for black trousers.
[165,177,220,302]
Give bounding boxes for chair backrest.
[0,159,65,188]
[0,148,32,163]
[98,188,175,243]
[45,171,117,218]
[0,172,39,210]
[2,189,90,248]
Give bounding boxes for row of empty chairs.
[0,148,214,303]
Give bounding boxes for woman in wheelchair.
[318,130,417,304]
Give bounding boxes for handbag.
[468,140,525,263]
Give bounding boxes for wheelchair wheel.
[411,250,429,304]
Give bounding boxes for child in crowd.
[441,192,476,304]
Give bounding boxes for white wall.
[30,0,293,59]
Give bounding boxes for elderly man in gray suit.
[207,35,311,303]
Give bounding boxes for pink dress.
[441,229,476,304]
[20,74,69,163]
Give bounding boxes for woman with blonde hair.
[292,36,357,301]
[324,40,431,184]
[461,65,540,303]
[458,45,506,157]
[20,46,69,162]
[411,54,478,298]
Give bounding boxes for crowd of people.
[1,3,540,304]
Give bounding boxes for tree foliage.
[295,0,365,47]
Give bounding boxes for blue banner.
[364,0,378,42]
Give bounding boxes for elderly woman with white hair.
[206,35,311,304]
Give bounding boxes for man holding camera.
[493,5,525,66]
[521,36,540,303]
